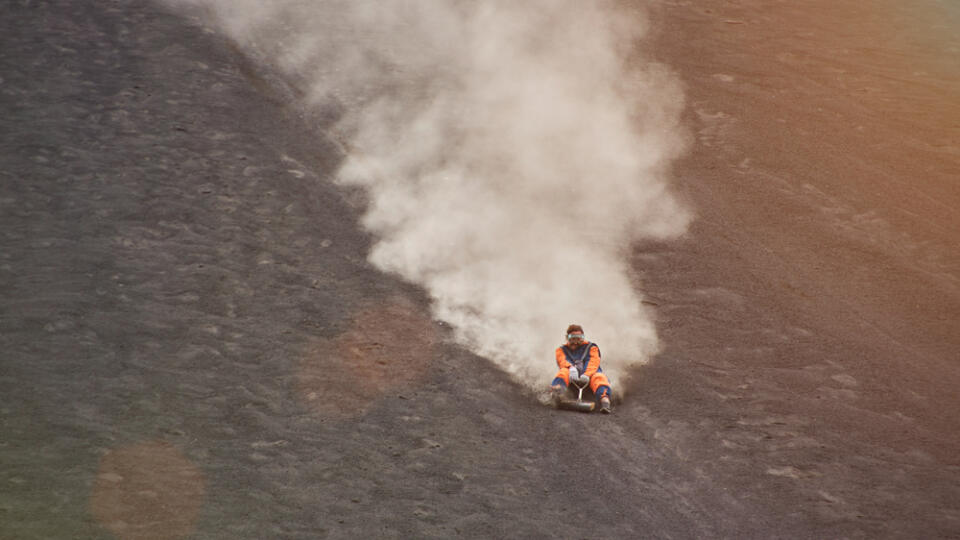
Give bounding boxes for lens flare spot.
[89,440,206,540]
[297,296,439,418]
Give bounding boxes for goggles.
[566,333,585,340]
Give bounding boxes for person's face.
[566,332,584,347]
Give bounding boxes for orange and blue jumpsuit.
[552,341,611,399]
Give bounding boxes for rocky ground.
[2,0,958,538]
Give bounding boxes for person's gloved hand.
[568,366,580,383]
[578,373,590,385]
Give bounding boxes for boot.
[599,395,612,414]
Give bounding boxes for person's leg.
[590,373,613,413]
[550,369,570,399]
[589,372,611,398]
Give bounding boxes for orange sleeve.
[582,344,601,377]
[555,347,571,369]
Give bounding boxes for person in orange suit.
[551,324,612,413]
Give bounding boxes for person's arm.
[582,344,601,378]
[555,347,571,369]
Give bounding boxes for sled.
[554,378,596,413]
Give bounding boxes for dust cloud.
[163,0,690,388]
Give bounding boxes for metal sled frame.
[556,379,596,413]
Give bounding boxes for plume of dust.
[164,0,691,391]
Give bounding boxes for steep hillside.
[1,1,957,538]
